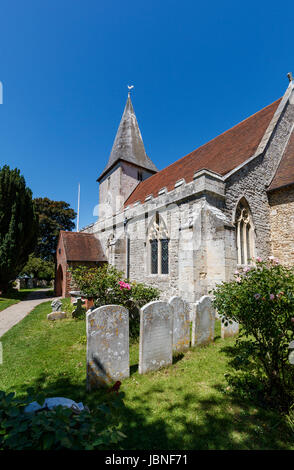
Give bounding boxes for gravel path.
[0,290,59,338]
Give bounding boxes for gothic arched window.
[148,213,169,275]
[235,199,255,265]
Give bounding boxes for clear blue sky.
[0,0,293,229]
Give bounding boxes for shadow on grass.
[11,371,292,451]
[130,352,184,376]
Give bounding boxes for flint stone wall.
[224,100,294,261]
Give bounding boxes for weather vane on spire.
[127,84,134,96]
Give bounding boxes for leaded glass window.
[151,239,158,274]
[148,213,169,275]
[161,239,169,274]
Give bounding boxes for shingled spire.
[98,93,158,182]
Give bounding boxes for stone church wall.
[84,90,294,306]
[85,171,236,310]
[224,100,294,262]
[269,186,294,266]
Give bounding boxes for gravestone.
[47,311,66,321]
[47,299,66,320]
[169,296,190,352]
[72,297,85,318]
[139,301,173,374]
[51,299,62,312]
[86,305,129,390]
[221,318,239,339]
[192,295,215,346]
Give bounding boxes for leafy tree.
[34,198,76,261]
[0,165,38,292]
[212,257,294,411]
[20,254,55,281]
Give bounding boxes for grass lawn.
[0,288,40,312]
[0,298,293,450]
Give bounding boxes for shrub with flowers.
[70,264,160,339]
[212,257,294,410]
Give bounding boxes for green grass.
[0,289,38,312]
[0,299,293,450]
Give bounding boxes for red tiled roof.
[59,231,107,262]
[125,98,281,206]
[268,131,294,191]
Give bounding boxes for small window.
[138,170,143,181]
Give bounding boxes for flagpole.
[77,183,80,232]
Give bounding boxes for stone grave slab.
[169,296,190,352]
[86,305,129,390]
[139,301,173,374]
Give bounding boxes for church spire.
[98,93,158,182]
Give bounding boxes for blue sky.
[0,0,293,229]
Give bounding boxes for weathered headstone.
[47,311,66,321]
[192,295,215,346]
[72,297,85,318]
[221,318,239,339]
[51,299,62,312]
[139,301,173,374]
[169,296,190,352]
[48,299,66,320]
[86,305,129,390]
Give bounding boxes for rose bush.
[212,257,294,410]
[70,264,160,339]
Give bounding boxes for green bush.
[20,254,55,281]
[70,264,160,339]
[0,389,126,450]
[212,257,294,410]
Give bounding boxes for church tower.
[97,93,157,219]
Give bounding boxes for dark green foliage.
[212,258,294,410]
[0,165,38,291]
[34,197,76,261]
[20,254,55,280]
[0,389,126,450]
[70,264,160,339]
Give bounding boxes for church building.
[56,77,294,309]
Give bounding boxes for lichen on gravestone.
[86,305,129,390]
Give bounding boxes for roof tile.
[125,98,281,206]
[59,231,106,262]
